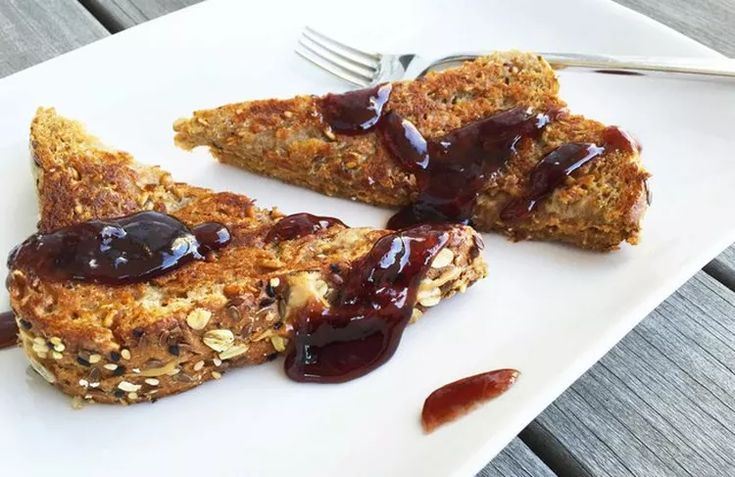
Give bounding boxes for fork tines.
[295,27,380,87]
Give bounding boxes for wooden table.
[2,1,734,475]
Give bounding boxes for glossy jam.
[500,143,605,222]
[265,213,345,242]
[0,311,17,349]
[387,108,553,229]
[602,125,641,154]
[380,111,429,173]
[7,211,231,285]
[284,225,449,383]
[322,83,393,133]
[421,368,519,433]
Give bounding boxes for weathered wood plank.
[527,272,735,476]
[478,438,556,477]
[704,246,735,292]
[614,0,735,56]
[79,0,199,32]
[0,0,107,78]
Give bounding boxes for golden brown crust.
[174,51,649,251]
[8,108,487,404]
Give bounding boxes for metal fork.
[296,26,735,87]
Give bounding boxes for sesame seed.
[144,378,160,386]
[166,367,180,376]
[211,371,222,379]
[33,337,45,345]
[89,382,100,388]
[193,360,204,371]
[213,358,222,367]
[51,351,63,360]
[79,379,89,387]
[49,337,62,346]
[120,349,131,360]
[269,277,280,288]
[53,343,65,352]
[128,392,138,400]
[103,363,118,371]
[88,354,102,364]
[132,368,141,374]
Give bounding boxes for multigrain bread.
[6,108,487,404]
[174,51,650,251]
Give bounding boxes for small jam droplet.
[388,108,552,229]
[322,83,393,133]
[0,311,17,350]
[421,368,519,433]
[602,126,641,154]
[284,225,449,383]
[265,213,345,243]
[380,111,429,173]
[7,211,231,285]
[501,143,604,222]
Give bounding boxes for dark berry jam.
[387,108,553,228]
[500,143,604,222]
[322,83,392,133]
[380,111,429,173]
[602,125,641,154]
[284,225,449,383]
[0,311,17,349]
[265,213,345,242]
[7,211,231,285]
[421,368,519,433]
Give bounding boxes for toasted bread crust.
[174,51,649,251]
[8,109,487,404]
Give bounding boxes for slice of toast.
[6,108,487,404]
[174,51,649,251]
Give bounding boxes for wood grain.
[614,0,735,56]
[705,246,735,292]
[527,273,735,476]
[79,0,199,32]
[0,0,107,78]
[478,438,556,477]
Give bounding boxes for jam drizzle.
[322,83,393,134]
[0,311,17,350]
[284,225,449,383]
[500,143,605,222]
[265,213,345,243]
[7,211,231,285]
[387,108,553,229]
[421,368,519,433]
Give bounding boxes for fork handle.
[433,53,735,78]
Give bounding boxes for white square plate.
[1,0,734,475]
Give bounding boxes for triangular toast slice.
[174,51,649,251]
[6,108,486,403]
